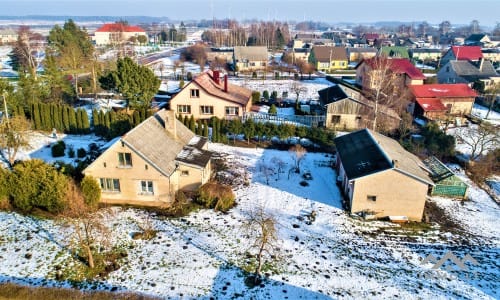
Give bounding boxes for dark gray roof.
[318,85,348,105]
[466,34,487,42]
[449,60,498,80]
[335,129,433,184]
[233,46,268,61]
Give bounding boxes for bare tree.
[13,26,45,81]
[454,123,499,161]
[64,181,111,269]
[0,114,31,167]
[289,144,306,173]
[242,205,279,284]
[290,81,306,102]
[270,157,286,180]
[257,161,274,185]
[484,82,500,120]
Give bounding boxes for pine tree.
[132,110,141,127]
[92,108,99,128]
[104,111,111,137]
[196,119,202,135]
[68,107,77,133]
[203,120,209,137]
[80,109,90,133]
[75,108,83,133]
[61,105,70,132]
[31,103,41,130]
[189,115,195,132]
[183,115,189,126]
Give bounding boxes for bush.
[0,168,9,209]
[9,159,68,213]
[80,176,101,207]
[251,91,261,104]
[67,145,75,158]
[195,182,235,212]
[77,148,87,158]
[51,141,66,157]
[263,90,269,100]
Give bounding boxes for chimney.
[224,74,228,92]
[165,110,177,139]
[213,70,220,84]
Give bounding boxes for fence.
[243,112,326,127]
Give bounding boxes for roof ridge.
[366,129,393,167]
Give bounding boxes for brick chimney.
[165,110,177,139]
[224,74,228,92]
[213,70,220,84]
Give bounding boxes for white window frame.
[225,106,239,116]
[177,105,191,114]
[118,152,132,167]
[140,180,154,195]
[200,105,214,115]
[100,178,121,192]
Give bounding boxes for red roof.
[410,84,477,98]
[363,33,379,40]
[362,58,425,80]
[451,46,483,61]
[95,23,145,33]
[415,98,447,112]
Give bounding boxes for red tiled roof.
[95,23,145,33]
[191,71,252,106]
[410,84,477,98]
[451,46,483,61]
[415,98,447,112]
[363,33,379,40]
[361,58,425,80]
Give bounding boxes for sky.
[0,0,499,27]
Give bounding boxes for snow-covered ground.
[471,103,500,126]
[0,133,499,299]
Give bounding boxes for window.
[140,180,154,195]
[225,106,239,116]
[331,115,341,124]
[200,105,214,115]
[367,195,377,201]
[145,164,148,170]
[100,178,120,192]
[118,152,132,167]
[190,89,200,98]
[177,105,191,114]
[446,66,450,72]
[181,170,189,176]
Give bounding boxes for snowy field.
[0,132,499,299]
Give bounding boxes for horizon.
[0,0,498,27]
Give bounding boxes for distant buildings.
[93,23,147,45]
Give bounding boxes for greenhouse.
[423,156,468,199]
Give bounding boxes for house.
[437,60,500,87]
[0,28,17,44]
[355,57,425,91]
[206,47,234,66]
[440,46,483,67]
[409,83,477,122]
[423,156,468,199]
[409,48,443,63]
[335,128,433,221]
[319,80,400,132]
[465,34,498,48]
[83,109,212,207]
[347,48,377,64]
[362,33,379,46]
[308,46,348,71]
[232,46,269,72]
[482,48,500,63]
[284,47,311,63]
[93,23,147,45]
[168,70,252,120]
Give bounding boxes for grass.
[0,282,160,300]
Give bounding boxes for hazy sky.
[1,0,499,26]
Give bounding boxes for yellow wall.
[350,169,428,221]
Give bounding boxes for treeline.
[92,107,153,139]
[177,115,336,149]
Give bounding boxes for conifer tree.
[61,105,70,132]
[132,110,141,127]
[196,119,202,135]
[203,120,209,137]
[68,107,77,133]
[183,115,189,126]
[189,115,196,132]
[75,108,83,133]
[80,109,90,133]
[31,103,41,130]
[91,108,99,128]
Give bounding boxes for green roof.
[380,47,410,59]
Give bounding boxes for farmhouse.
[93,23,147,45]
[232,46,269,72]
[168,70,252,120]
[335,129,433,221]
[83,109,212,207]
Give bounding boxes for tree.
[288,144,306,173]
[99,57,160,109]
[181,44,207,72]
[290,81,306,102]
[11,26,45,80]
[242,205,279,284]
[484,82,500,119]
[251,91,261,104]
[268,104,277,115]
[0,115,31,167]
[242,119,255,144]
[454,123,499,161]
[439,20,452,36]
[137,35,148,45]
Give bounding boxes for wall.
[350,169,428,221]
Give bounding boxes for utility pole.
[2,92,9,127]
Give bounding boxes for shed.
[423,156,468,198]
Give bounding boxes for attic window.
[190,89,200,98]
[367,195,377,201]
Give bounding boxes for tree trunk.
[84,244,94,268]
[255,245,264,283]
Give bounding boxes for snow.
[0,135,499,299]
[471,103,500,126]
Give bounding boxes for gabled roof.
[189,71,252,106]
[335,129,433,185]
[447,60,498,79]
[465,34,488,42]
[95,23,145,33]
[318,85,349,105]
[233,46,268,61]
[450,46,483,61]
[358,58,425,80]
[410,83,477,98]
[119,110,209,176]
[415,98,448,112]
[312,46,348,61]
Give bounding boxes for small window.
[200,105,214,115]
[140,180,154,195]
[181,170,189,176]
[331,115,341,124]
[103,162,107,168]
[145,164,148,170]
[118,152,132,167]
[367,195,377,201]
[225,106,239,116]
[177,105,191,114]
[190,89,200,98]
[100,178,121,192]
